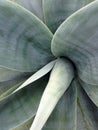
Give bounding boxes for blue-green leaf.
[0,0,53,72]
[30,58,75,130]
[52,0,98,85]
[43,0,94,33]
[0,67,26,82]
[10,0,44,20]
[79,79,98,107]
[77,83,98,130]
[0,72,31,100]
[0,75,48,130]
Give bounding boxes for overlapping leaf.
[77,83,98,130]
[10,0,43,20]
[0,0,53,72]
[79,79,98,107]
[43,0,94,33]
[0,75,49,130]
[0,69,31,100]
[0,0,98,130]
[30,58,74,130]
[0,67,26,82]
[13,60,55,93]
[52,0,98,85]
[0,60,55,101]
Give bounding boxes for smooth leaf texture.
[10,0,44,20]
[42,80,77,130]
[79,79,98,107]
[52,0,98,85]
[43,0,94,33]
[0,0,53,72]
[0,75,49,130]
[77,83,98,130]
[0,60,55,101]
[30,58,74,130]
[13,60,56,93]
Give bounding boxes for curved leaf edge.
[51,0,96,55]
[7,0,53,37]
[0,61,55,102]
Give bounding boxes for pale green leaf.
[10,0,44,21]
[43,0,94,33]
[52,0,98,85]
[77,83,98,130]
[0,0,53,72]
[43,80,77,130]
[0,61,55,100]
[0,75,48,130]
[30,58,74,130]
[13,60,56,93]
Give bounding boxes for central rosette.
[31,1,98,129]
[51,12,98,86]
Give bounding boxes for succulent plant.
[0,0,98,130]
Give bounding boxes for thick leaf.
[52,0,98,85]
[11,116,34,130]
[77,83,98,130]
[0,75,49,130]
[30,58,74,130]
[43,80,77,130]
[0,0,53,72]
[10,0,44,21]
[43,0,94,33]
[79,79,98,107]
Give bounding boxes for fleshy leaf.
[30,58,74,130]
[43,0,94,33]
[77,83,98,130]
[52,0,98,85]
[10,0,44,20]
[0,0,53,72]
[43,80,77,130]
[0,75,48,130]
[0,61,55,100]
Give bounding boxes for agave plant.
[0,0,98,130]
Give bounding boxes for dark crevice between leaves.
[77,97,90,130]
[77,84,98,130]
